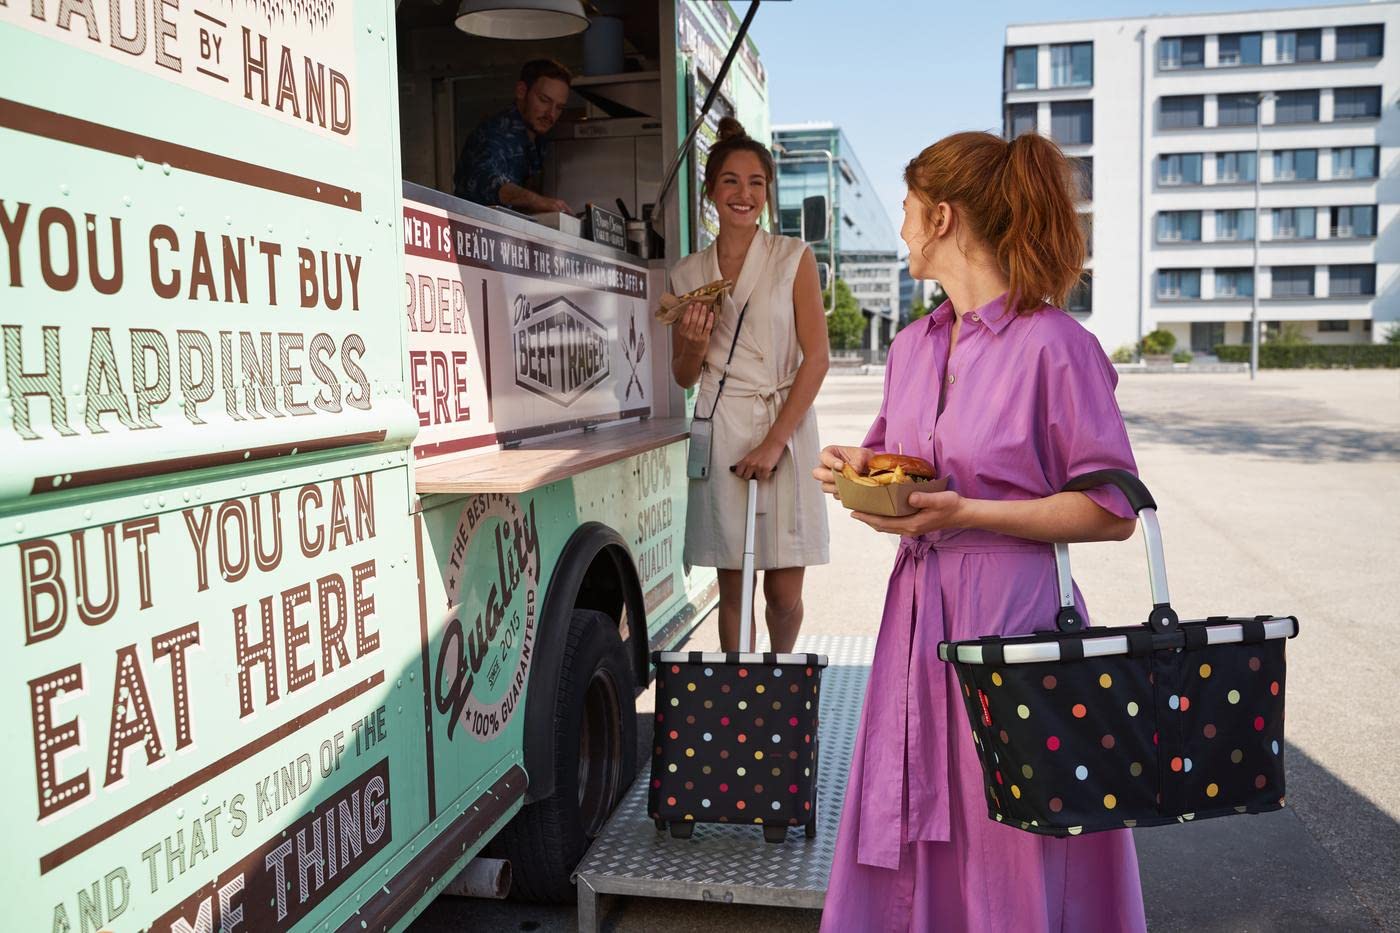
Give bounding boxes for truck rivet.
[83,510,92,520]
[135,156,146,169]
[123,195,132,206]
[158,496,166,507]
[178,206,186,216]
[15,522,24,533]
[163,163,172,175]
[176,808,184,818]
[59,184,70,196]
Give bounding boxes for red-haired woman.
[671,117,830,652]
[813,131,1147,930]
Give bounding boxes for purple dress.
[820,295,1148,933]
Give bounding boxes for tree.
[903,283,946,329]
[825,278,866,350]
[1270,321,1311,346]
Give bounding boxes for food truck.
[0,0,782,928]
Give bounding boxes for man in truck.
[453,58,575,215]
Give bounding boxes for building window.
[1050,42,1093,87]
[1157,211,1202,243]
[1160,95,1205,129]
[1332,205,1376,238]
[1330,264,1377,297]
[1272,208,1317,240]
[778,207,802,237]
[1008,46,1038,90]
[1271,266,1315,298]
[1215,268,1255,298]
[1159,153,1203,186]
[1335,24,1383,60]
[1191,322,1227,352]
[1006,103,1037,139]
[1275,29,1321,63]
[1333,146,1378,179]
[1273,149,1318,182]
[1067,272,1092,314]
[1333,87,1381,121]
[1317,320,1350,333]
[1158,269,1202,299]
[1215,151,1256,183]
[1273,89,1319,124]
[1217,93,1259,126]
[1215,209,1255,242]
[1050,101,1093,145]
[1069,157,1093,199]
[1159,36,1205,70]
[1218,33,1262,66]
[1080,214,1093,257]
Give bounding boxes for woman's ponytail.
[997,133,1085,315]
[904,131,1085,316]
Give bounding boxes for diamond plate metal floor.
[574,634,874,932]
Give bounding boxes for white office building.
[1004,2,1398,356]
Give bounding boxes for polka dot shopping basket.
[937,470,1299,837]
[649,479,829,843]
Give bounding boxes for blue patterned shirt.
[453,107,548,206]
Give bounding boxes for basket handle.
[739,478,758,653]
[1053,469,1179,635]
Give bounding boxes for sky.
[746,0,1362,247]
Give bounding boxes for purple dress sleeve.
[1040,331,1139,521]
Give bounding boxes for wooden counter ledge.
[414,418,690,495]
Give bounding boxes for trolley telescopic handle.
[739,478,758,653]
[1053,469,1179,635]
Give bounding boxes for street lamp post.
[1250,91,1276,381]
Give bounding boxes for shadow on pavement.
[1124,411,1400,463]
[1137,741,1394,932]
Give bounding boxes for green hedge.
[1214,344,1400,368]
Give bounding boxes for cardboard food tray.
[835,474,949,518]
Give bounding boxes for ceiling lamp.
[455,0,588,39]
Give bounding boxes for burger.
[841,453,936,487]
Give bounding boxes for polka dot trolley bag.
[937,470,1299,837]
[649,479,828,842]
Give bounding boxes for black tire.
[488,609,637,902]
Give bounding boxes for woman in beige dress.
[669,117,830,653]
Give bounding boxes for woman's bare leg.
[762,567,806,653]
[716,568,757,652]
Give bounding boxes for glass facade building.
[773,124,904,346]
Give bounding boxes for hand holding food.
[675,302,716,355]
[656,278,734,324]
[814,445,874,496]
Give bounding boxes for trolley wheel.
[669,821,695,840]
[763,824,788,844]
[654,818,667,833]
[486,609,637,902]
[806,799,818,838]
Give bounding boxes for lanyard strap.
[697,301,749,421]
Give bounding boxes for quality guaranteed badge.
[435,493,541,742]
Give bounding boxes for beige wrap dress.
[670,228,830,571]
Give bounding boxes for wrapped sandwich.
[655,278,733,325]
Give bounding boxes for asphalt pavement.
[411,368,1400,933]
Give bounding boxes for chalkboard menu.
[588,204,628,251]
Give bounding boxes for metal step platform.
[573,634,874,932]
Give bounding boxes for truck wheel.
[490,608,637,902]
